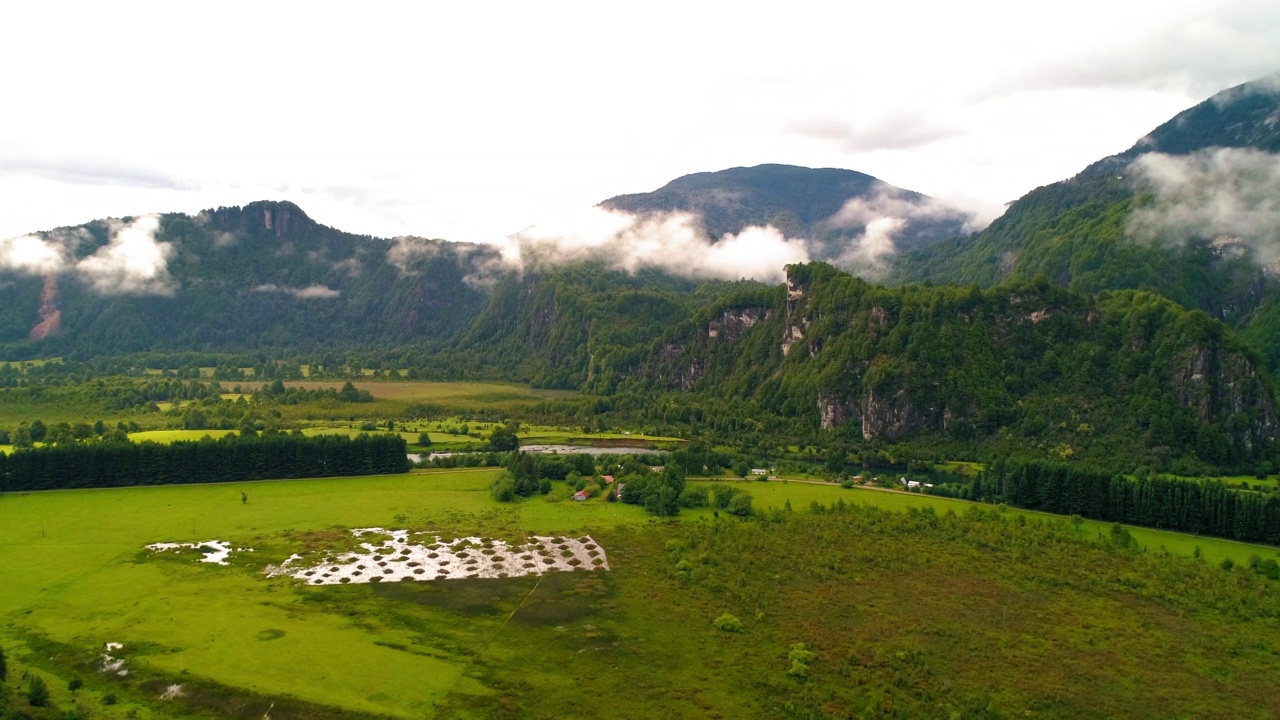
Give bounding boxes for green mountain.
[891,75,1280,367]
[0,201,498,358]
[601,163,972,260]
[618,261,1279,471]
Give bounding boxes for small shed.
[573,490,589,501]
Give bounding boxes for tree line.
[931,459,1280,545]
[0,432,408,492]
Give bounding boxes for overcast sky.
[1,1,1277,244]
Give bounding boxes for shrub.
[728,492,755,517]
[27,675,50,707]
[490,476,516,502]
[678,485,709,508]
[787,642,816,678]
[713,613,744,633]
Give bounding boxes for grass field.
[3,472,1280,718]
[749,478,1279,566]
[0,470,551,718]
[231,380,577,405]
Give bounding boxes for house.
[750,468,768,476]
[573,490,589,501]
[602,475,614,484]
[906,480,921,489]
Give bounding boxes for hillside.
[891,75,1280,367]
[608,262,1280,472]
[0,202,499,358]
[600,164,973,263]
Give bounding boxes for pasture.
[2,471,1279,718]
[230,380,578,407]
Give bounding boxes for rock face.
[709,307,770,343]
[782,279,807,356]
[1171,344,1280,454]
[644,261,1280,462]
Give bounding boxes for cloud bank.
[1126,148,1280,265]
[495,208,811,283]
[0,215,176,295]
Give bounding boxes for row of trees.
[934,459,1280,545]
[0,433,408,492]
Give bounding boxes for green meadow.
[2,471,1279,718]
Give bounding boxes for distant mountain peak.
[600,163,972,266]
[1123,74,1280,157]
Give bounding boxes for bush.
[713,613,744,633]
[787,642,816,678]
[26,675,50,707]
[728,492,755,517]
[490,476,516,503]
[678,485,709,508]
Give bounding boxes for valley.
[3,72,1280,718]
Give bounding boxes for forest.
[0,432,408,492]
[930,458,1280,546]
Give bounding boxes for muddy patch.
[265,528,609,585]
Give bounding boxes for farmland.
[2,470,1279,718]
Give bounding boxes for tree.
[337,381,362,402]
[417,432,432,447]
[29,420,46,443]
[0,644,6,681]
[26,675,49,707]
[489,423,519,452]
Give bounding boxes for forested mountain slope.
[620,262,1279,471]
[0,202,498,358]
[891,75,1280,368]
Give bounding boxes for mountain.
[891,75,1280,367]
[0,201,500,358]
[618,261,1279,472]
[600,164,973,263]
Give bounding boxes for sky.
[1,1,1278,246]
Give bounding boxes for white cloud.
[825,186,1004,273]
[0,234,67,274]
[1126,148,1280,265]
[75,215,176,296]
[252,283,341,299]
[499,207,810,283]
